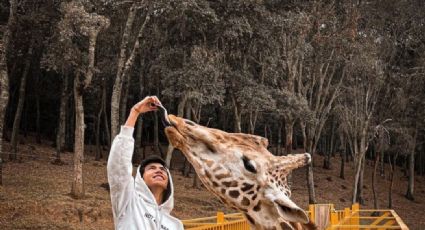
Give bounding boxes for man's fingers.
[151,96,161,105]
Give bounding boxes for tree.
[337,41,384,204]
[56,1,109,198]
[0,0,17,185]
[111,2,152,140]
[10,39,34,160]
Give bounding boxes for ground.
[0,138,424,229]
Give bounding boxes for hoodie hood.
[135,165,174,214]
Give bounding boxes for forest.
[0,0,424,228]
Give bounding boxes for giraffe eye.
[242,156,257,174]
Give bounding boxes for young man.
[107,96,183,230]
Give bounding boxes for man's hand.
[125,96,162,127]
[132,96,162,115]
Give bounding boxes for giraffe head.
[164,114,314,229]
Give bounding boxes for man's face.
[143,162,169,191]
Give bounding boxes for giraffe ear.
[273,195,309,224]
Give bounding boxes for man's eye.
[242,156,257,173]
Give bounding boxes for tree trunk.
[339,131,346,179]
[248,108,258,134]
[154,112,161,156]
[329,121,336,157]
[405,127,417,201]
[277,123,282,156]
[72,75,85,199]
[372,151,380,209]
[71,19,104,197]
[35,70,41,144]
[356,158,365,205]
[0,0,17,185]
[340,148,346,179]
[352,131,368,204]
[301,122,316,204]
[352,154,362,204]
[95,79,105,161]
[111,5,150,140]
[285,120,294,155]
[66,91,75,151]
[323,135,331,169]
[134,69,145,161]
[388,154,398,209]
[231,94,242,133]
[10,42,34,160]
[417,150,425,176]
[102,91,111,148]
[119,75,130,125]
[380,150,385,177]
[55,73,68,163]
[307,163,316,204]
[95,107,102,161]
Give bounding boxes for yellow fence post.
[217,212,225,230]
[352,203,360,230]
[309,204,315,224]
[330,211,338,226]
[342,207,351,230]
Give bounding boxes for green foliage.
[2,0,425,162]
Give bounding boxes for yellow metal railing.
[182,204,409,230]
[182,212,250,230]
[326,203,409,230]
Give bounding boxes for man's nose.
[154,169,165,175]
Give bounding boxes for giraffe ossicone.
[164,114,316,230]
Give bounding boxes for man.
[107,96,183,230]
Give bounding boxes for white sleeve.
[107,126,135,219]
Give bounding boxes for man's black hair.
[139,155,167,177]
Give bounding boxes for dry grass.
[0,139,424,229]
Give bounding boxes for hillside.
[0,139,424,229]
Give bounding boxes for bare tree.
[111,3,152,140]
[54,73,69,164]
[337,53,384,204]
[57,2,110,198]
[0,0,18,185]
[10,39,34,160]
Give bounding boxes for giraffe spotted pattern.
[165,115,316,230]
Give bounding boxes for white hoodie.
[107,126,184,230]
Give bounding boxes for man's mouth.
[153,175,165,180]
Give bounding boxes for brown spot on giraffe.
[164,114,315,229]
[228,190,240,199]
[241,183,254,192]
[215,172,231,180]
[253,201,261,211]
[241,196,250,206]
[222,181,238,187]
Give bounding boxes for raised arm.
[107,96,161,220]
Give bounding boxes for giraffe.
[163,114,316,230]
